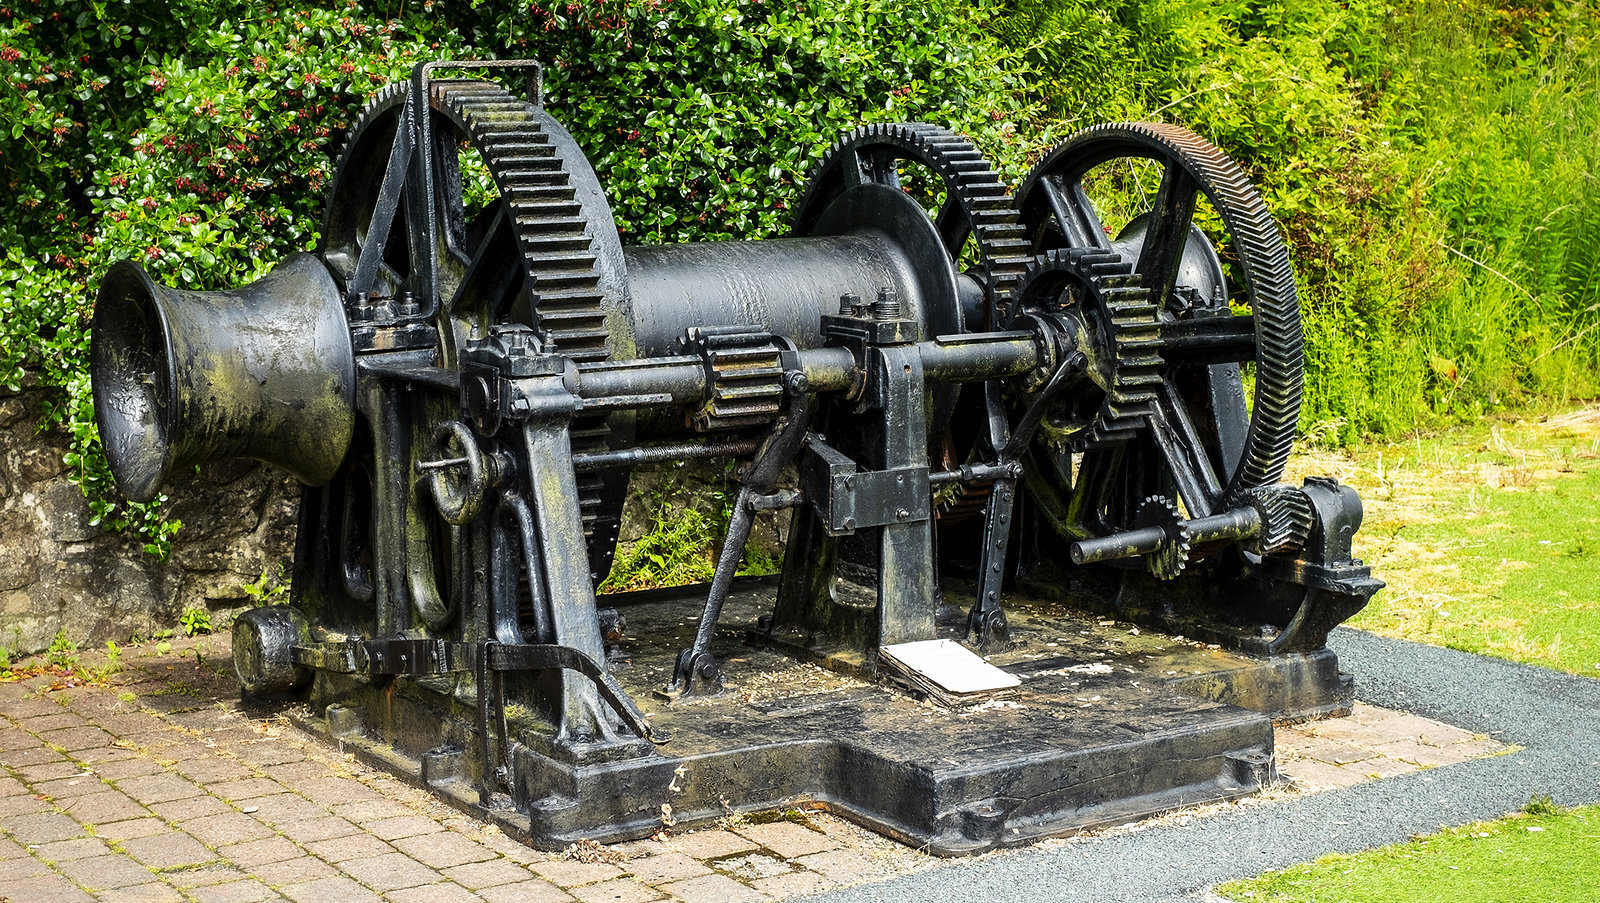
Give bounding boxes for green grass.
[1218,802,1600,903]
[1293,405,1600,675]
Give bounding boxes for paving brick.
[0,834,29,859]
[570,877,663,903]
[658,873,765,903]
[237,792,327,825]
[55,851,160,889]
[0,772,28,795]
[38,725,118,753]
[362,816,445,842]
[385,883,485,903]
[276,815,361,843]
[260,761,327,784]
[661,829,758,860]
[530,859,626,888]
[117,772,205,805]
[6,745,66,767]
[172,759,258,785]
[391,831,498,869]
[110,881,187,902]
[752,869,831,898]
[149,793,233,822]
[715,853,791,880]
[55,788,151,825]
[219,835,307,868]
[0,873,96,903]
[182,811,276,846]
[95,816,171,841]
[17,760,88,782]
[734,821,839,858]
[251,855,340,886]
[121,831,217,868]
[1282,735,1377,766]
[5,810,89,844]
[475,830,543,865]
[209,778,284,803]
[477,878,577,903]
[1347,756,1423,780]
[1371,738,1473,767]
[90,757,168,780]
[0,792,51,817]
[793,849,881,885]
[441,856,539,889]
[279,876,383,903]
[303,832,393,863]
[21,712,84,732]
[0,726,45,750]
[0,853,52,881]
[624,851,714,884]
[1449,737,1504,758]
[337,851,443,891]
[32,773,111,799]
[328,798,415,823]
[186,877,282,903]
[286,778,380,806]
[32,835,111,862]
[232,743,307,768]
[166,863,249,889]
[1279,758,1366,790]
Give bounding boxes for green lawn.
[1291,406,1600,675]
[1219,802,1600,903]
[1225,406,1600,902]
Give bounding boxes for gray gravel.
[813,628,1600,903]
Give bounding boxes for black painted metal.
[88,62,1383,854]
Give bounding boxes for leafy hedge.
[0,0,1025,554]
[3,0,1596,558]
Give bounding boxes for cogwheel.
[794,122,1035,327]
[1009,247,1163,449]
[320,78,619,575]
[1019,122,1304,506]
[1242,484,1313,556]
[1133,496,1191,581]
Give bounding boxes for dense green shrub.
[3,0,1595,559]
[0,0,1024,553]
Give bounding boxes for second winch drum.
[90,61,1381,853]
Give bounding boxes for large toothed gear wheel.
[1008,247,1162,450]
[320,79,629,581]
[1019,122,1305,516]
[796,123,1039,525]
[795,122,1035,325]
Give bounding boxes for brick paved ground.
[0,634,1503,903]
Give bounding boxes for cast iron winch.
[91,61,1381,853]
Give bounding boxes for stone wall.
[0,386,298,656]
[0,387,787,656]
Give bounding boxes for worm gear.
[1133,496,1192,581]
[1241,484,1314,556]
[1008,247,1163,451]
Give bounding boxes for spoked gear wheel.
[795,123,1036,526]
[1018,122,1304,518]
[795,122,1034,325]
[1133,496,1191,581]
[320,78,627,581]
[1007,247,1162,450]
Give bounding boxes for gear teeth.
[1022,121,1306,502]
[1244,485,1313,555]
[1134,496,1191,581]
[1011,248,1166,449]
[431,81,615,533]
